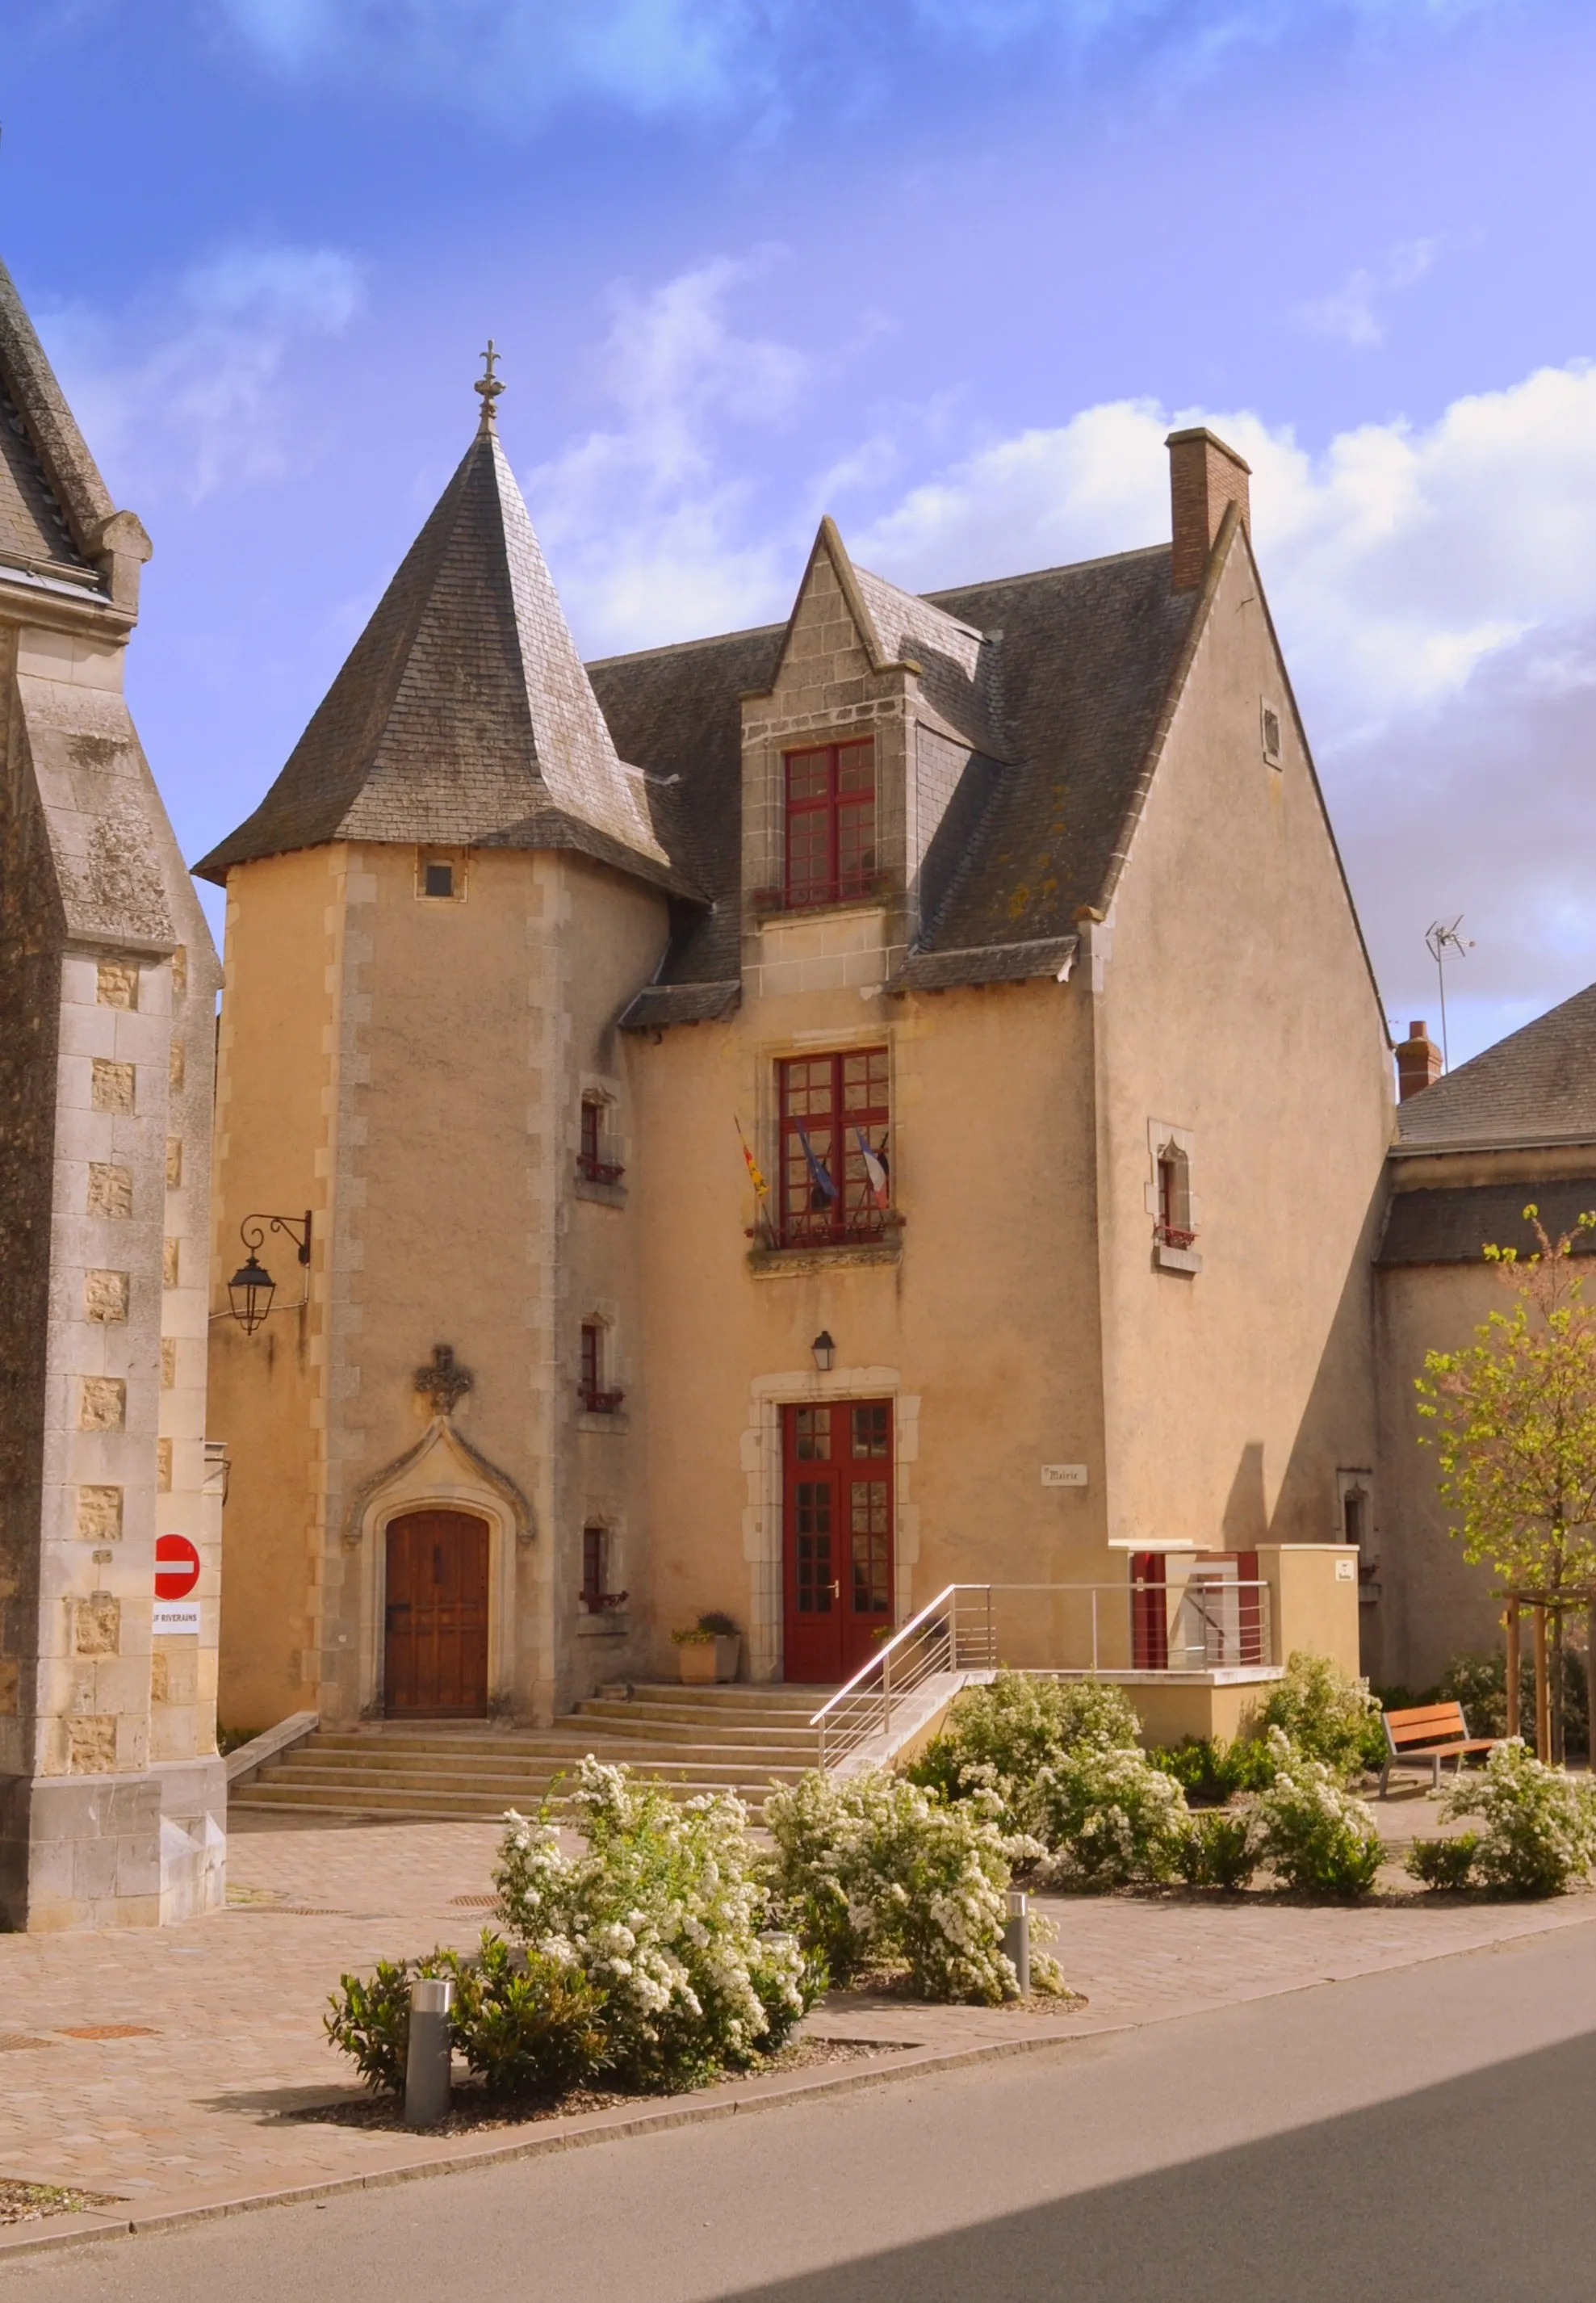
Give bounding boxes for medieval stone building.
[0,257,224,1928]
[200,371,1382,1760]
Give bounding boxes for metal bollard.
[404,1975,455,2128]
[1003,1887,1030,1998]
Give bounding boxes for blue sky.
[6,0,1596,1060]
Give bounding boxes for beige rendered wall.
[1091,535,1392,1563]
[210,845,340,1732]
[211,839,667,1730]
[629,967,1110,1683]
[1374,1149,1596,1689]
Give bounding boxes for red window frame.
[777,1048,890,1248]
[783,739,877,910]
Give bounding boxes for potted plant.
[672,1612,743,1684]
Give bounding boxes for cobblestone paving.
[1,1806,1591,2217]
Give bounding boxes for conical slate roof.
[1397,979,1596,1151]
[195,420,690,892]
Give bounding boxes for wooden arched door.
[383,1510,489,1718]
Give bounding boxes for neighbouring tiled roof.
[595,543,1199,1018]
[1378,1180,1596,1266]
[195,422,693,894]
[0,253,115,583]
[1394,981,1596,1152]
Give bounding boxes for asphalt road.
[8,1920,1596,2303]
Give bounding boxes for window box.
[578,1386,626,1415]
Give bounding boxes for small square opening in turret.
[416,850,467,902]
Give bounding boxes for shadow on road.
[711,2027,1596,2301]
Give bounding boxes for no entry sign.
[155,1533,200,1600]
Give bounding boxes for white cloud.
[38,244,363,505]
[216,0,778,120]
[530,258,807,649]
[209,0,1521,121]
[1294,235,1444,348]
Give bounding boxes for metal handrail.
[809,1579,1275,1769]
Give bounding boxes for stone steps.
[228,1681,833,1823]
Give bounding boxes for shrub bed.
[1255,1652,1384,1782]
[1250,1729,1383,1895]
[765,1764,1062,2003]
[1438,1739,1596,1897]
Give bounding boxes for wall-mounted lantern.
[227,1210,312,1334]
[811,1329,836,1374]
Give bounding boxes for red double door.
[782,1399,894,1684]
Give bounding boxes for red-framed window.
[783,739,877,909]
[777,1048,890,1248]
[578,1097,624,1185]
[579,1323,623,1413]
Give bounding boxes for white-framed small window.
[1260,700,1283,769]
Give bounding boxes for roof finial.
[474,338,505,431]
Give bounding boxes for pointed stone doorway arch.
[342,1412,532,1721]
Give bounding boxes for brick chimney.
[1167,427,1251,591]
[1396,1021,1443,1101]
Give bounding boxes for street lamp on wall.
[811,1330,836,1374]
[226,1210,312,1333]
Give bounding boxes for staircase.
[227,1683,831,1823]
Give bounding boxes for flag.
[795,1124,839,1205]
[856,1126,890,1209]
[734,1116,768,1200]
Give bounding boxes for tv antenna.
[1424,917,1473,1071]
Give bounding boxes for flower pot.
[677,1634,742,1684]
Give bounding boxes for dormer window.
[784,739,876,909]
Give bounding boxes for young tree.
[1417,1210,1596,1765]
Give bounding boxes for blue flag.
[795,1124,839,1204]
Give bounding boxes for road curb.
[6,1896,1595,2263]
[0,2028,1091,2261]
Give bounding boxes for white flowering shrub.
[1440,1739,1596,1898]
[908,1672,1141,1831]
[765,1765,1059,2004]
[1251,1729,1382,1895]
[1033,1739,1192,1890]
[1255,1652,1384,1782]
[494,1758,812,2089]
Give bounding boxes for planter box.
[679,1635,741,1684]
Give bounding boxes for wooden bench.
[1379,1701,1498,1797]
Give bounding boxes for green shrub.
[765,1765,1058,2003]
[496,1758,812,2089]
[1033,1740,1192,1890]
[1405,1834,1480,1892]
[1175,1810,1259,1890]
[1149,1735,1277,1804]
[325,1949,455,2096]
[450,1935,609,2095]
[1440,1740,1596,1898]
[1438,1648,1589,1758]
[1252,1730,1383,1896]
[906,1672,1141,1832]
[1255,1652,1384,1781]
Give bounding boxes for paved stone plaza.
[2,1797,1594,2240]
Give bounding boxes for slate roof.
[1378,1181,1596,1267]
[195,422,691,894]
[0,253,117,590]
[593,542,1200,1024]
[1394,980,1596,1152]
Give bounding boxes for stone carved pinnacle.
[415,1344,473,1417]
